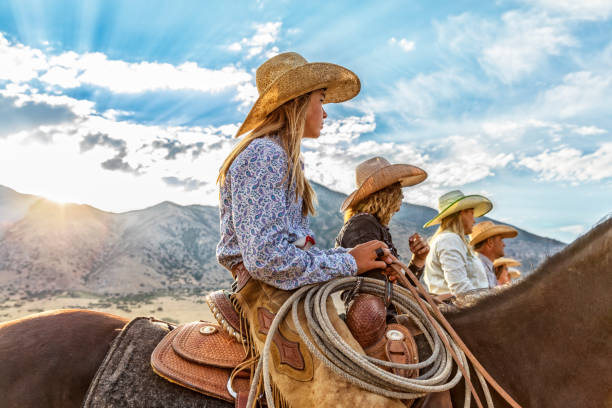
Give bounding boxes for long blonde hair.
[344,183,402,226]
[433,211,472,251]
[217,93,316,216]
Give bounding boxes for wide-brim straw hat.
[340,157,427,212]
[470,221,518,246]
[423,190,492,228]
[235,52,361,137]
[493,257,521,269]
[507,267,521,279]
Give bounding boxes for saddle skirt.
[151,320,250,404]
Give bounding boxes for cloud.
[79,132,139,174]
[0,33,47,82]
[538,71,612,118]
[435,10,576,84]
[518,143,612,182]
[162,176,208,191]
[359,70,485,119]
[301,114,514,209]
[227,22,282,59]
[0,33,253,96]
[0,94,77,138]
[389,37,415,52]
[527,0,612,20]
[558,224,586,235]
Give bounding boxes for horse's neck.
[446,222,612,406]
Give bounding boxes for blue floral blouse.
[216,136,357,290]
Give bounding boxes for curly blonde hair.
[343,183,403,225]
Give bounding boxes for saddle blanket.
[82,317,232,408]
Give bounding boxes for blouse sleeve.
[437,234,476,295]
[229,142,357,290]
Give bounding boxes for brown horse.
[1,218,610,407]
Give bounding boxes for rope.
[246,275,484,408]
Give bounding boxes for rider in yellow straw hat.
[216,52,405,407]
[493,257,522,285]
[422,190,492,296]
[470,221,518,288]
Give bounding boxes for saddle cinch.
[151,289,422,407]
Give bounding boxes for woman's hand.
[349,240,393,274]
[409,233,429,268]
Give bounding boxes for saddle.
[151,287,425,407]
[151,290,251,408]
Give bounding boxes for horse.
[1,217,610,407]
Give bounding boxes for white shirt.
[424,231,489,296]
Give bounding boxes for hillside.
[0,184,566,298]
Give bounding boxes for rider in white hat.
[423,190,492,296]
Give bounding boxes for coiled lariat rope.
[246,261,522,408]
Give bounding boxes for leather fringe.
[229,293,292,408]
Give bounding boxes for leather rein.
[389,260,522,408]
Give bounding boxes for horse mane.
[447,215,612,316]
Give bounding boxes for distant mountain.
[0,184,566,297]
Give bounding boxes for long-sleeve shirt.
[216,136,357,290]
[477,252,498,288]
[423,231,488,295]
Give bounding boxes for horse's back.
[0,309,128,408]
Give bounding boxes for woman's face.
[460,208,475,234]
[303,90,327,139]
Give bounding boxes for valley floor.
[0,293,215,324]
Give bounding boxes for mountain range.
[0,184,566,298]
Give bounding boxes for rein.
[390,260,522,408]
[245,264,523,408]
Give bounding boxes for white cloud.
[479,11,576,83]
[389,37,415,52]
[518,143,612,182]
[227,22,282,59]
[559,224,586,235]
[360,70,485,119]
[0,33,253,96]
[571,125,607,136]
[435,10,577,83]
[301,114,516,209]
[527,0,612,20]
[539,71,612,118]
[0,33,48,82]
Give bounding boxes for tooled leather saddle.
[151,290,251,408]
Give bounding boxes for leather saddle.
[151,290,250,408]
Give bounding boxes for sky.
[0,0,610,243]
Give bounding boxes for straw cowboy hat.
[507,267,521,280]
[340,157,427,212]
[493,257,521,269]
[423,190,492,228]
[470,221,518,246]
[236,52,361,137]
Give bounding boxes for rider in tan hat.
[493,257,522,285]
[216,53,404,407]
[337,156,429,278]
[423,190,492,296]
[470,221,518,288]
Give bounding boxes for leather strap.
[232,263,251,292]
[391,262,522,408]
